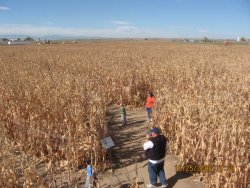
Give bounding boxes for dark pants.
[146,107,152,119]
[121,114,127,125]
[148,161,167,186]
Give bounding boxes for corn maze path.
[97,106,205,188]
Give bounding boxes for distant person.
[224,40,230,46]
[85,161,92,188]
[145,92,155,122]
[92,170,99,188]
[144,127,167,188]
[120,103,127,126]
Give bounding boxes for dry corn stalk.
[0,41,249,187]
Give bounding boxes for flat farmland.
[0,41,249,187]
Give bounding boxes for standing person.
[145,92,155,122]
[85,161,92,188]
[144,127,167,188]
[92,170,99,188]
[120,103,127,126]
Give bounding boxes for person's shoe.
[147,184,156,188]
[161,184,168,188]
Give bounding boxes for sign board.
[101,137,115,149]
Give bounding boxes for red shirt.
[146,96,155,108]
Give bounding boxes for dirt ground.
[95,107,205,188]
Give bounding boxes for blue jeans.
[85,176,91,188]
[146,107,152,119]
[121,114,127,125]
[148,161,167,186]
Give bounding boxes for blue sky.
[0,0,249,38]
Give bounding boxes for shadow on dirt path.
[98,106,204,188]
[107,106,150,168]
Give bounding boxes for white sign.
[101,137,115,149]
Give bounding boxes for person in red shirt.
[145,92,155,122]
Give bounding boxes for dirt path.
[97,107,205,188]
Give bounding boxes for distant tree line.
[203,36,211,42]
[2,38,9,41]
[203,36,248,43]
[0,36,34,41]
[24,36,34,41]
[240,37,246,42]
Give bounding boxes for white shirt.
[143,140,165,164]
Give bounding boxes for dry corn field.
[0,41,249,188]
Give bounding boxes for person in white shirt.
[143,127,167,188]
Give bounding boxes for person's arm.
[120,107,125,115]
[143,140,154,150]
[145,97,149,106]
[152,97,156,108]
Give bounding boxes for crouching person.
[143,127,167,188]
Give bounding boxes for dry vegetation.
[0,41,249,187]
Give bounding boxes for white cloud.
[0,24,223,38]
[0,24,144,37]
[198,29,208,33]
[0,6,10,10]
[116,26,139,33]
[109,20,131,25]
[0,24,109,36]
[166,26,185,29]
[44,21,54,26]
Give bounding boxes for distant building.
[2,40,32,45]
[44,40,52,44]
[14,41,32,45]
[237,36,240,42]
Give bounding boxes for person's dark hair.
[149,92,154,98]
[85,159,91,165]
[151,127,160,134]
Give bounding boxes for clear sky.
[0,0,249,39]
